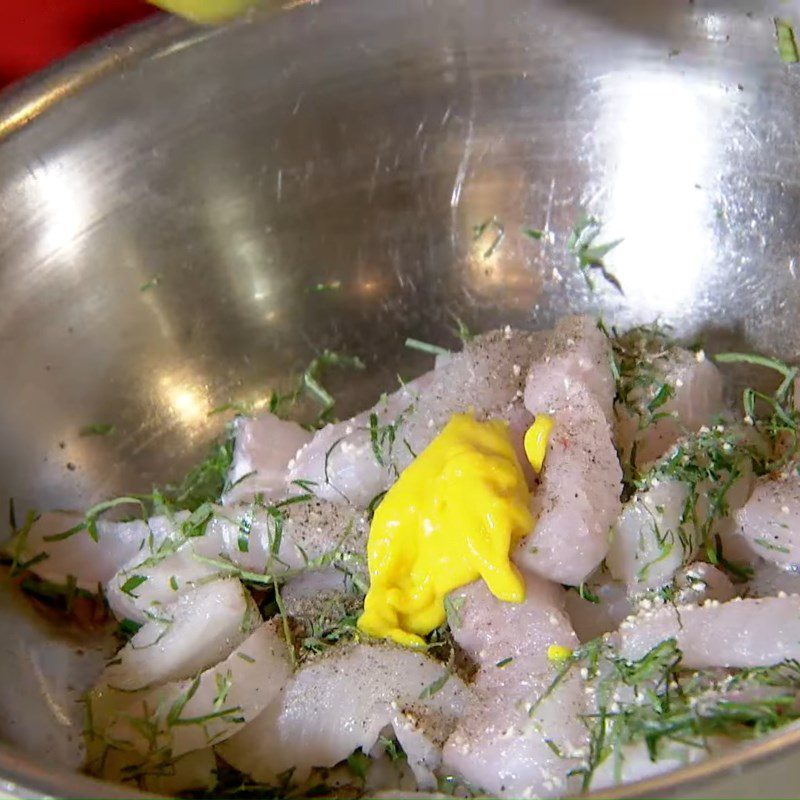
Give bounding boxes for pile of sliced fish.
[11,315,800,798]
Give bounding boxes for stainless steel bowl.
[2,0,800,795]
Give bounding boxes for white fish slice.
[287,373,433,507]
[616,348,724,469]
[102,578,259,691]
[518,379,622,586]
[526,315,615,421]
[105,539,218,625]
[11,510,181,590]
[222,413,312,506]
[289,328,545,507]
[619,594,800,668]
[92,621,292,761]
[606,478,693,590]
[217,643,469,784]
[442,575,586,799]
[608,431,756,591]
[194,500,368,577]
[736,469,800,568]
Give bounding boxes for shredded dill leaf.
[157,435,235,513]
[379,735,406,762]
[120,574,148,597]
[118,618,143,639]
[472,216,505,258]
[419,668,452,699]
[346,749,370,781]
[568,214,623,293]
[535,636,800,790]
[8,507,44,576]
[449,312,475,344]
[566,582,600,604]
[443,595,465,629]
[366,490,387,521]
[754,537,791,554]
[775,18,800,63]
[302,350,365,412]
[405,337,450,356]
[43,496,146,543]
[306,280,342,293]
[79,423,116,437]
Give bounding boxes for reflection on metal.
[604,72,716,316]
[158,373,211,426]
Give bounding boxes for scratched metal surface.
[1,0,800,796]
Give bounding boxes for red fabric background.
[1,0,158,89]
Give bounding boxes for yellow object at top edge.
[357,413,533,647]
[149,0,256,24]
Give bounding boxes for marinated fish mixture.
[8,316,800,798]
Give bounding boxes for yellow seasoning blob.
[357,413,533,647]
[547,644,574,664]
[524,414,555,473]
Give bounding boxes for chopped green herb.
[213,671,233,710]
[8,507,43,577]
[496,657,514,668]
[120,574,148,597]
[366,490,387,521]
[449,312,475,343]
[535,635,800,791]
[523,227,545,240]
[169,575,179,591]
[346,749,370,781]
[19,573,98,614]
[367,408,410,470]
[181,502,215,539]
[566,582,601,604]
[118,618,143,639]
[405,338,450,356]
[158,435,235,513]
[43,496,146,543]
[301,605,360,655]
[419,668,451,699]
[237,652,256,664]
[714,351,800,473]
[775,18,800,63]
[378,735,405,762]
[79,423,116,437]
[208,400,259,418]
[443,594,465,629]
[273,578,297,670]
[302,350,365,412]
[754,537,791,554]
[139,275,162,292]
[306,280,341,293]
[568,214,623,293]
[472,216,505,258]
[603,323,678,489]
